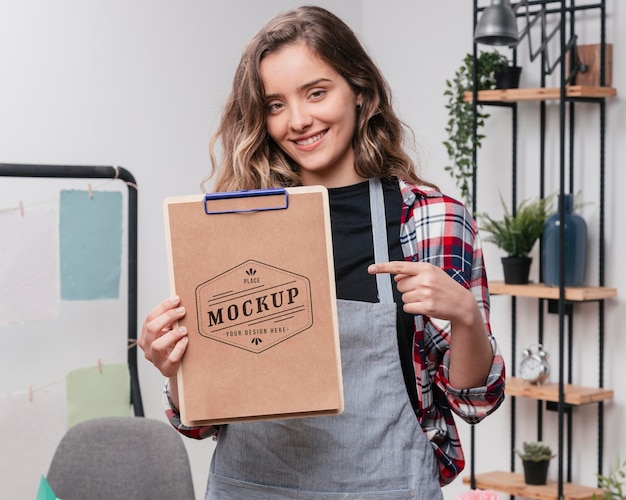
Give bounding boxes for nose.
[288,102,312,132]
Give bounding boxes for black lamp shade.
[475,0,519,46]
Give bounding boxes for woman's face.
[259,43,364,188]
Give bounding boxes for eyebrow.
[264,78,333,100]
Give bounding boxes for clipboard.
[164,185,343,426]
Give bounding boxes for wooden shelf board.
[489,281,617,301]
[462,471,604,500]
[463,85,617,102]
[506,377,614,405]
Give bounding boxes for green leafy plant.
[515,441,556,462]
[443,50,510,206]
[594,455,626,499]
[479,194,555,258]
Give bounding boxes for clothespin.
[97,357,103,373]
[28,385,34,401]
[19,200,25,217]
[88,183,94,198]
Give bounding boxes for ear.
[356,92,364,109]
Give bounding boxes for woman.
[139,6,505,499]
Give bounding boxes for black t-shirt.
[327,178,419,415]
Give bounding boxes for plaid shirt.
[397,180,505,485]
[164,179,506,486]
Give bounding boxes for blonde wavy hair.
[203,5,431,193]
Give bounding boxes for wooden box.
[568,43,613,87]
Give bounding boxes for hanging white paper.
[0,208,59,324]
[0,387,66,499]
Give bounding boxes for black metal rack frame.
[470,1,609,498]
[0,163,143,416]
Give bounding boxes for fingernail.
[176,306,185,314]
[170,295,180,304]
[178,326,187,334]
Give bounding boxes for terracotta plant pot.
[523,459,550,485]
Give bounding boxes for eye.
[308,89,326,100]
[267,101,284,114]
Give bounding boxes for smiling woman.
[138,5,505,499]
[202,5,431,194]
[260,43,362,188]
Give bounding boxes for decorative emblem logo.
[195,260,313,353]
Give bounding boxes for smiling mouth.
[294,131,326,146]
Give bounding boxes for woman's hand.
[368,261,475,324]
[368,261,493,388]
[138,296,188,378]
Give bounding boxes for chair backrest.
[47,416,195,500]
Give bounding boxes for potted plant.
[495,63,522,89]
[443,50,518,206]
[594,454,626,499]
[479,194,555,284]
[515,441,556,485]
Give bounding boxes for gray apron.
[205,179,442,499]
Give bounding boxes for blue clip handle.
[204,188,289,214]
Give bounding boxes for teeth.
[295,132,325,146]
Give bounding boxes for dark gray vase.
[542,194,588,287]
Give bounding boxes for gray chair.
[47,416,196,500]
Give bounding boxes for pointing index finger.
[368,261,416,275]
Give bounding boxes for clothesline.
[0,178,125,215]
[2,339,137,401]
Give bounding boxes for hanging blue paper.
[60,190,123,300]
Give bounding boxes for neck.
[300,170,368,189]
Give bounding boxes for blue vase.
[542,194,588,286]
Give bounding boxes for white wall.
[0,1,623,499]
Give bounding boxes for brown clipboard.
[163,185,343,426]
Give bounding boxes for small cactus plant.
[516,441,556,462]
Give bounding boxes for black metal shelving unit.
[465,1,616,499]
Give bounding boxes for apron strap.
[369,178,394,304]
